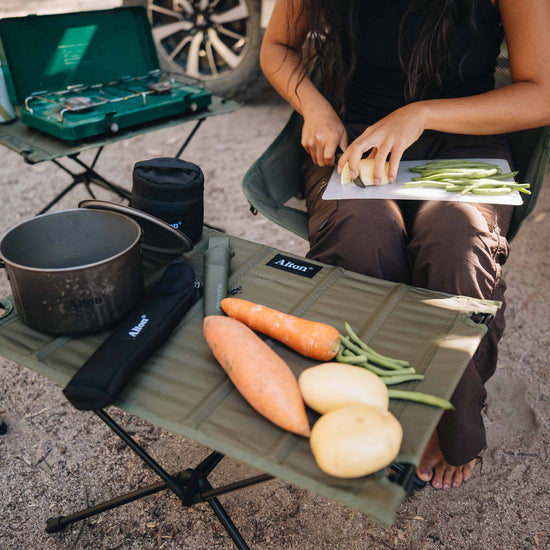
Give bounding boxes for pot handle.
[0,298,13,319]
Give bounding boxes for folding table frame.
[45,408,274,550]
[38,407,426,549]
[0,95,240,214]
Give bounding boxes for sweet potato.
[203,315,311,437]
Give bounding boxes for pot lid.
[78,200,193,255]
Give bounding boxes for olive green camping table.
[0,228,499,548]
[0,95,239,214]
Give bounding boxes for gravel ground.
[0,2,549,549]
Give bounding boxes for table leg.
[175,118,204,158]
[45,479,171,533]
[44,408,273,549]
[36,148,131,215]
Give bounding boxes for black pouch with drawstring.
[63,263,197,410]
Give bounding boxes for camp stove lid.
[79,200,193,256]
[0,7,160,106]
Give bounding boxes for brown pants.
[303,128,514,466]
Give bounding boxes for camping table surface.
[0,96,239,164]
[0,96,240,213]
[0,228,499,526]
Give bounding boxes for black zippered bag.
[63,262,197,410]
[132,158,204,243]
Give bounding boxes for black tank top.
[344,0,504,124]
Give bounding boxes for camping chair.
[242,44,550,243]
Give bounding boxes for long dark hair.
[292,0,479,114]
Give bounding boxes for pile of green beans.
[338,322,454,410]
[403,159,531,196]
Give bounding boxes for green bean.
[348,359,392,377]
[338,323,453,410]
[412,160,499,169]
[335,351,369,365]
[411,165,497,174]
[368,354,411,370]
[403,180,452,189]
[411,168,498,180]
[487,171,519,180]
[343,322,409,369]
[454,179,530,195]
[339,334,367,357]
[338,342,414,377]
[438,178,477,185]
[420,159,496,165]
[409,169,466,177]
[380,374,425,385]
[373,367,417,377]
[459,181,498,195]
[444,184,468,192]
[471,186,512,195]
[353,362,415,377]
[499,183,531,194]
[387,389,454,410]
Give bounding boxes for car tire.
[122,0,266,101]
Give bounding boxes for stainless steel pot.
[0,208,144,335]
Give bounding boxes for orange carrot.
[220,298,340,361]
[203,315,311,437]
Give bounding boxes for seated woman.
[260,0,550,489]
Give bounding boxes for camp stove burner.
[147,80,172,94]
[63,96,94,110]
[58,96,110,123]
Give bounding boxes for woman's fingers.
[338,137,407,184]
[372,151,390,184]
[321,133,342,166]
[337,103,426,180]
[302,136,322,166]
[338,140,367,178]
[339,133,348,154]
[302,122,347,167]
[387,148,405,182]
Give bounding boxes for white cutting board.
[322,158,524,205]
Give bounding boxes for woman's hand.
[337,102,428,184]
[302,100,348,167]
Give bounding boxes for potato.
[298,362,389,414]
[310,404,403,478]
[341,159,390,186]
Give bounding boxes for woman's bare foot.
[416,431,477,489]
